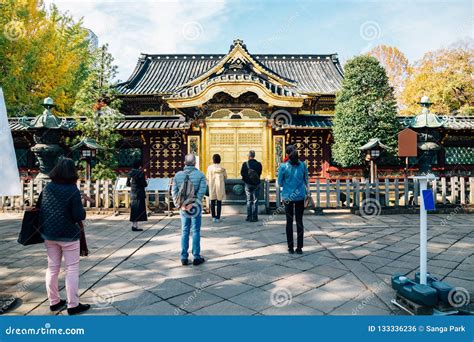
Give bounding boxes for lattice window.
[238,133,262,145]
[445,147,474,165]
[15,148,28,167]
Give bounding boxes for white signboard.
[0,88,21,196]
[115,177,130,191]
[146,178,171,192]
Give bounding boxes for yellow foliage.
[0,0,91,116]
[367,45,411,113]
[401,43,474,115]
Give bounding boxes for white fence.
[1,176,473,211]
[275,176,474,209]
[0,179,171,212]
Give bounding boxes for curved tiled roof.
[8,115,189,131]
[9,115,472,131]
[168,73,304,99]
[440,116,474,130]
[117,54,343,96]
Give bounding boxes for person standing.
[240,150,262,222]
[127,160,148,232]
[172,154,207,266]
[277,147,309,255]
[39,158,90,315]
[206,154,227,223]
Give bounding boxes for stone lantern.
[359,138,388,183]
[408,96,444,174]
[71,137,104,180]
[20,97,76,181]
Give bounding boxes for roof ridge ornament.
[230,39,246,51]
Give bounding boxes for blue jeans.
[180,211,202,260]
[245,184,259,220]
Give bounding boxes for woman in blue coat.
[277,146,309,254]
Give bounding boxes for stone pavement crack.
[305,217,395,312]
[26,215,171,315]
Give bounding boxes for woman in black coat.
[127,160,148,231]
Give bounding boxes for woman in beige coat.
[207,154,227,223]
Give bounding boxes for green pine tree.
[72,44,123,180]
[332,56,400,167]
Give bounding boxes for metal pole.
[370,159,374,183]
[419,179,428,285]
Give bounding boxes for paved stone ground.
[1,211,473,316]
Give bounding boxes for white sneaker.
[212,218,218,223]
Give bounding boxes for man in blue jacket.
[172,154,207,266]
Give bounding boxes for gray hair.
[248,150,256,158]
[184,153,196,166]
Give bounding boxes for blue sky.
[48,0,472,81]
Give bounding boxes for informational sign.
[115,177,130,191]
[422,189,436,211]
[146,178,171,192]
[398,128,418,157]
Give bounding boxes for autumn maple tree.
[401,40,474,116]
[0,0,91,116]
[367,45,411,112]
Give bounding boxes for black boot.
[193,258,206,266]
[50,299,66,312]
[132,227,143,232]
[67,303,91,315]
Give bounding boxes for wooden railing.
[0,179,171,212]
[275,176,474,209]
[1,176,473,211]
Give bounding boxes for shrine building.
[115,39,342,179]
[8,39,474,180]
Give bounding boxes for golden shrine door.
[203,109,271,179]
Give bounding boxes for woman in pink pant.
[39,158,90,315]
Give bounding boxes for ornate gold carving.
[210,133,235,145]
[184,43,294,87]
[204,110,271,178]
[167,82,305,109]
[238,133,262,145]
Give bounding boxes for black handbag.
[18,193,44,246]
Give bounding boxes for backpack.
[174,172,195,208]
[246,161,260,185]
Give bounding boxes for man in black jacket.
[240,150,262,222]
